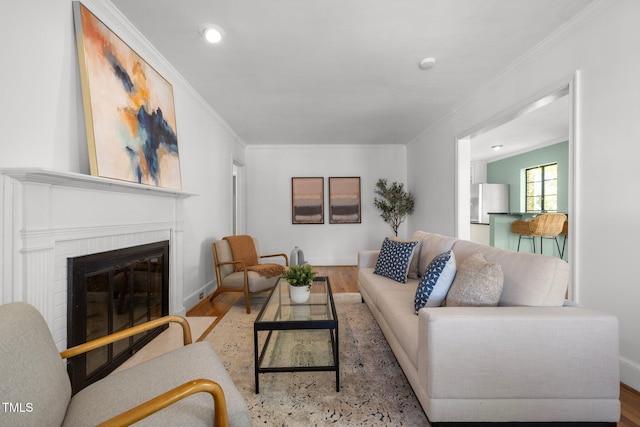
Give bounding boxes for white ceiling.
[470,95,570,162]
[111,0,592,146]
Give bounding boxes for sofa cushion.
[374,237,419,283]
[412,231,458,276]
[452,240,568,306]
[359,267,420,309]
[414,250,457,312]
[446,252,503,307]
[376,282,421,369]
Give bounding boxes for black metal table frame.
[253,277,339,394]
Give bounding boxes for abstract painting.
[329,177,361,224]
[292,178,324,224]
[73,2,182,190]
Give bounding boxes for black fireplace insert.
[67,241,169,394]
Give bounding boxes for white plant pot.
[289,284,311,304]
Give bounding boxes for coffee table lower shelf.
[253,327,339,393]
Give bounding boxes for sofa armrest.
[358,250,379,268]
[418,306,620,400]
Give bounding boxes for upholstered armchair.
[0,302,251,427]
[211,235,288,313]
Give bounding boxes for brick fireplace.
[0,168,191,351]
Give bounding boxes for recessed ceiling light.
[419,57,436,70]
[201,24,223,44]
[491,145,503,150]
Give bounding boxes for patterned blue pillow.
[414,250,456,313]
[373,237,419,283]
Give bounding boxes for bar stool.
[511,218,535,252]
[560,220,568,259]
[511,213,567,256]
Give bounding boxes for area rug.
[205,293,429,426]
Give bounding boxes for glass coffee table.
[253,276,339,393]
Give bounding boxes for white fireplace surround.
[0,168,193,351]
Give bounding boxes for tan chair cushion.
[214,239,236,278]
[63,342,250,427]
[222,271,281,293]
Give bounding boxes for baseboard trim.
[620,356,640,393]
[183,280,216,312]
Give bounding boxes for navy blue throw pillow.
[414,250,456,313]
[373,237,419,283]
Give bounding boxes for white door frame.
[454,72,579,301]
[232,158,246,235]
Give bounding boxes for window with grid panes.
[525,163,558,212]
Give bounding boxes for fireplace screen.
[67,241,169,394]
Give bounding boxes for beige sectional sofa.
[358,231,620,425]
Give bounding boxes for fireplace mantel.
[0,168,196,199]
[1,168,191,351]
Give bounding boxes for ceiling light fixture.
[419,57,436,70]
[201,24,223,44]
[491,145,503,150]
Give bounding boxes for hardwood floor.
[187,265,640,426]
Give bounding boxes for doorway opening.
[232,160,246,235]
[455,75,578,300]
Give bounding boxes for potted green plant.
[283,264,317,303]
[373,178,415,236]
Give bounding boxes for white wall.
[407,116,459,236]
[0,0,244,311]
[245,145,407,265]
[407,0,640,390]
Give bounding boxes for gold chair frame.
[210,242,288,314]
[60,315,229,427]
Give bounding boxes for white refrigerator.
[470,183,509,224]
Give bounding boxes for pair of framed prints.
[292,177,361,225]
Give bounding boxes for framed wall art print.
[292,177,324,224]
[73,2,182,190]
[329,177,361,224]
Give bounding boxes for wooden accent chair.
[0,302,251,427]
[211,236,288,314]
[511,213,567,256]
